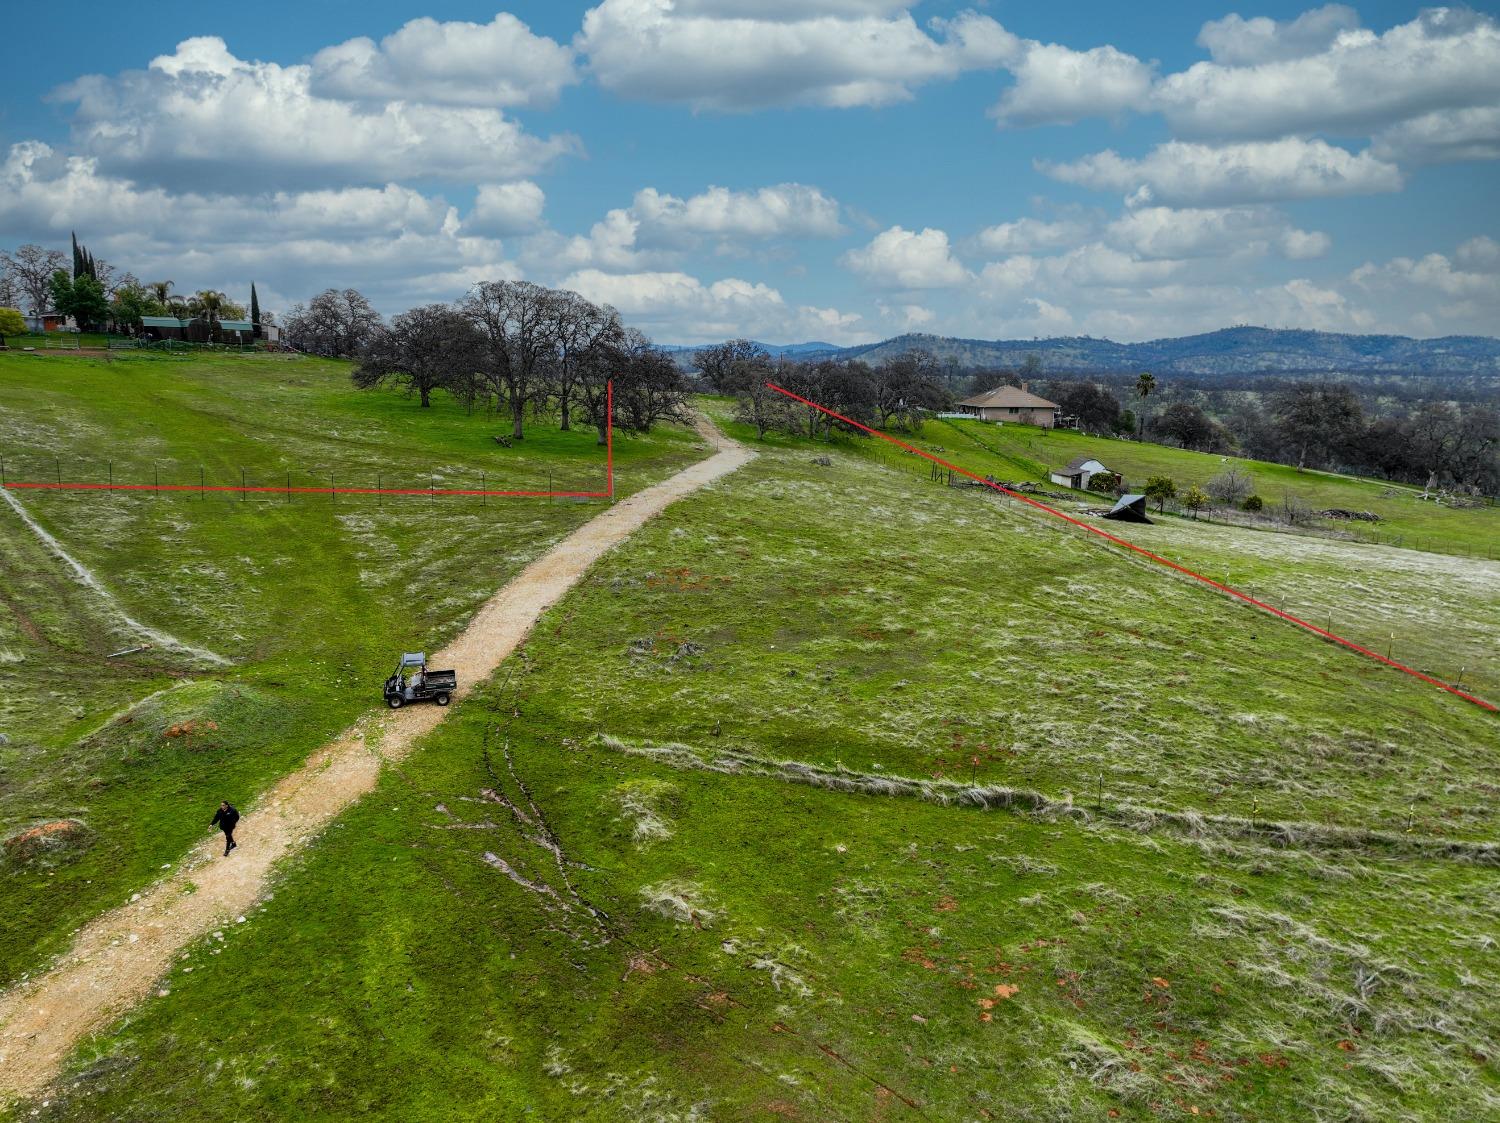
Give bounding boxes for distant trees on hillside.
[1270,382,1365,469]
[1,236,258,336]
[1054,381,1122,435]
[1154,401,1228,452]
[693,340,949,440]
[1213,382,1500,493]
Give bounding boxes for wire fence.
[0,454,608,504]
[830,414,1496,703]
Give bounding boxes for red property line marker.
[765,382,1497,714]
[2,382,616,500]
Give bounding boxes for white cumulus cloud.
[1158,8,1500,143]
[1455,235,1500,272]
[1106,205,1329,260]
[577,0,1017,110]
[1196,5,1361,66]
[540,183,846,270]
[559,267,867,344]
[0,141,517,315]
[991,42,1156,127]
[310,13,578,108]
[465,182,547,237]
[842,226,971,288]
[1040,138,1403,206]
[56,37,579,191]
[975,216,1092,254]
[631,184,844,240]
[1373,105,1500,165]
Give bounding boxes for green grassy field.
[924,417,1499,560]
[0,351,707,984]
[14,408,1496,1121]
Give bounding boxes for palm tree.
[191,290,225,324]
[1134,372,1156,437]
[148,280,174,307]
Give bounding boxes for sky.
[2,1,1498,345]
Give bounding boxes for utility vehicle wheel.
[435,693,451,706]
[387,696,404,709]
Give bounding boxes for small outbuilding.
[23,311,66,333]
[1102,493,1152,523]
[1049,455,1110,490]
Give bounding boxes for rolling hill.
[669,327,1500,376]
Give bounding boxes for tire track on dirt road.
[0,417,751,1105]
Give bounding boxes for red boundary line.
[1,382,616,499]
[766,382,1497,714]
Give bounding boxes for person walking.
[211,800,240,856]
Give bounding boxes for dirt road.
[0,417,751,1105]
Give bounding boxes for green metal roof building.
[138,316,257,342]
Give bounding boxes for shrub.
[1087,470,1121,494]
[1144,475,1176,512]
[1242,494,1264,512]
[1206,466,1254,506]
[1182,485,1210,518]
[1279,492,1314,526]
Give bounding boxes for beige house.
[958,383,1060,427]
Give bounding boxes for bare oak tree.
[872,350,948,430]
[548,289,623,433]
[2,244,68,316]
[284,288,383,356]
[693,339,769,393]
[464,280,556,441]
[352,304,481,408]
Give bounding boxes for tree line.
[1,236,262,337]
[692,341,951,440]
[322,282,690,444]
[1035,372,1498,494]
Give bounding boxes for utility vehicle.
[382,652,456,709]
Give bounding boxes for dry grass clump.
[596,734,1500,865]
[639,879,716,928]
[611,779,679,844]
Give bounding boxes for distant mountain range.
[664,327,1500,376]
[660,341,838,358]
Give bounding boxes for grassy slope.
[927,416,1500,559]
[0,351,707,984]
[24,419,1498,1121]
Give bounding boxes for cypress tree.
[250,283,261,335]
[71,232,83,279]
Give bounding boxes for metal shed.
[1103,493,1152,523]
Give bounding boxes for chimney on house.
[1021,380,1029,392]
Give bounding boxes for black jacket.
[211,804,240,831]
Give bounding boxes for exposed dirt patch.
[2,820,91,869]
